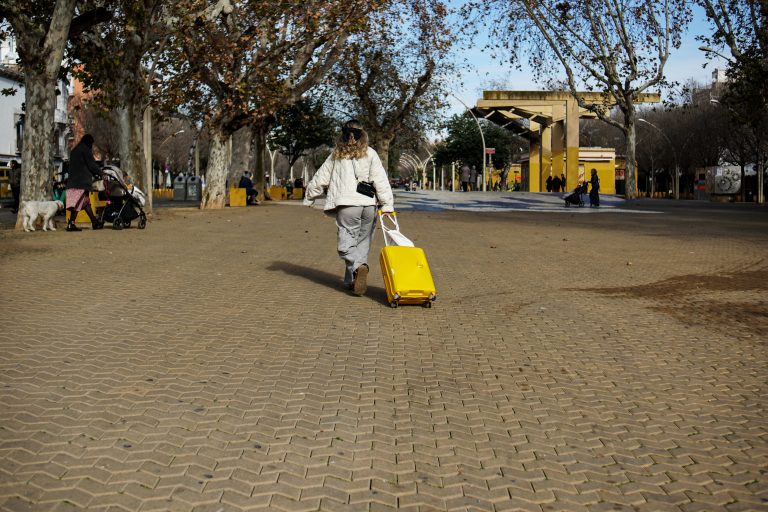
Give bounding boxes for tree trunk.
[625,122,637,199]
[187,131,199,175]
[740,163,746,202]
[20,72,56,211]
[229,125,253,185]
[201,130,229,209]
[372,137,393,176]
[117,104,150,210]
[254,124,267,201]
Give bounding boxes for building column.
[565,98,580,191]
[529,121,541,192]
[541,123,552,191]
[551,104,566,186]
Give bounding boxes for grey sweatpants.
[335,205,377,286]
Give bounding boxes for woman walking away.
[589,168,600,208]
[66,134,104,231]
[304,120,394,296]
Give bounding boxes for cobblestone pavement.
[1,198,767,511]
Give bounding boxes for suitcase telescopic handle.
[379,211,400,235]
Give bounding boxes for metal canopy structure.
[474,90,660,192]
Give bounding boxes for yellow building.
[488,163,522,190]
[519,147,616,193]
[578,148,617,194]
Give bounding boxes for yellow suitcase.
[378,214,437,308]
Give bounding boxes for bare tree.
[326,0,456,171]
[467,0,692,199]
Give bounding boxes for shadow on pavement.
[267,261,388,305]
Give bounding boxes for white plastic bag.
[380,213,414,247]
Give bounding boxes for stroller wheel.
[125,220,131,229]
[113,218,124,230]
[138,215,147,230]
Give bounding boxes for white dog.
[21,200,64,232]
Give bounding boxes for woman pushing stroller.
[65,134,104,231]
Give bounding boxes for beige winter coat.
[303,147,394,213]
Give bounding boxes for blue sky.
[447,3,729,115]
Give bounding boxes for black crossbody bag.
[353,160,376,198]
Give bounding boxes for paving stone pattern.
[1,203,766,511]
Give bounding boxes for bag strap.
[351,155,373,183]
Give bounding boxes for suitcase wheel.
[390,301,399,309]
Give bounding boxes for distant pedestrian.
[500,167,509,191]
[294,176,304,199]
[552,175,562,193]
[238,171,260,205]
[470,165,478,191]
[8,159,20,214]
[460,163,470,192]
[545,175,553,192]
[589,168,600,207]
[560,173,566,191]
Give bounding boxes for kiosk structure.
[474,91,660,193]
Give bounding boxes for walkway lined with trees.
[2,1,765,224]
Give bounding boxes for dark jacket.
[9,164,21,187]
[67,141,101,190]
[238,176,254,192]
[590,173,600,192]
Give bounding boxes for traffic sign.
[485,148,496,154]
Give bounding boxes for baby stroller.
[98,165,148,230]
[564,181,588,207]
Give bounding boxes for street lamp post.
[431,157,436,191]
[450,93,487,192]
[638,118,680,200]
[160,129,185,148]
[154,129,185,190]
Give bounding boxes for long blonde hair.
[332,120,369,160]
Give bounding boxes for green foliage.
[268,99,336,167]
[722,48,768,133]
[433,114,520,170]
[433,114,481,168]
